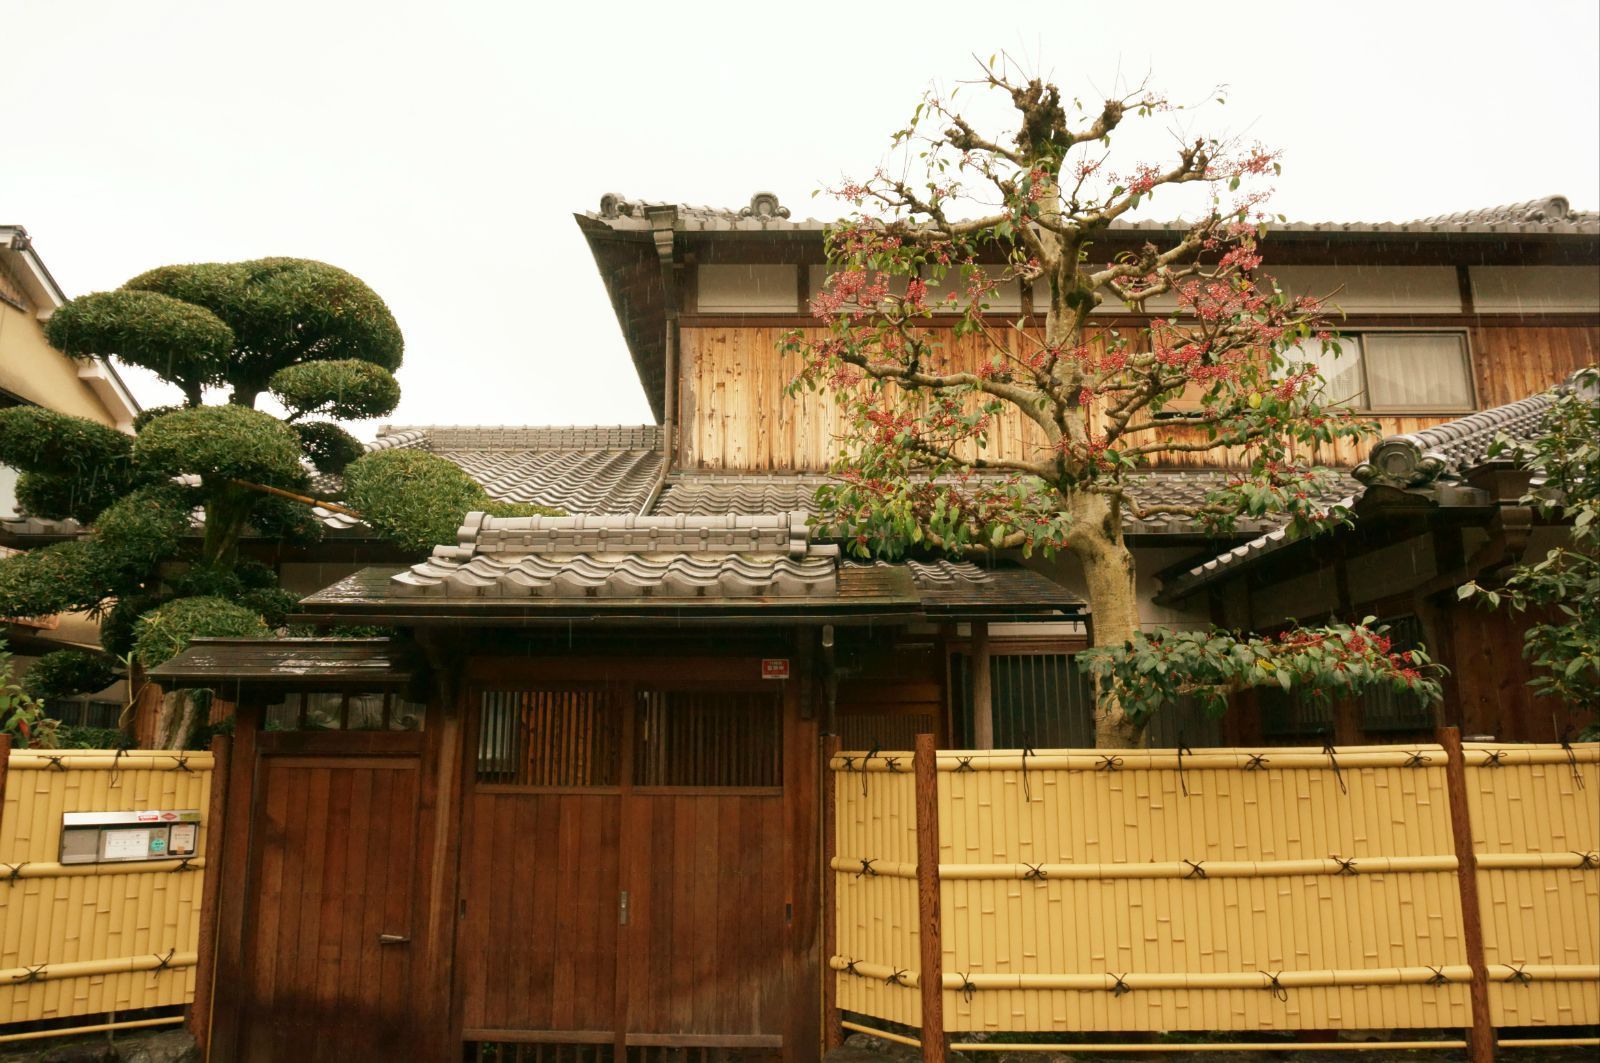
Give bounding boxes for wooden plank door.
[234,737,424,1062]
[456,686,624,1040]
[619,686,790,1049]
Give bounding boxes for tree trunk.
[1067,492,1145,748]
[200,482,253,567]
[152,689,199,750]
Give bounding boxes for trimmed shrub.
[134,405,307,487]
[271,361,401,421]
[20,650,118,700]
[131,596,269,668]
[344,448,563,554]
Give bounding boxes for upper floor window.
[1288,331,1475,413]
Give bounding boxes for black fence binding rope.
[170,754,194,773]
[883,968,909,987]
[1177,738,1193,796]
[1263,971,1289,1002]
[1322,742,1347,794]
[11,964,46,985]
[1505,963,1534,985]
[854,858,878,879]
[1575,850,1600,870]
[1022,862,1049,882]
[958,973,976,1002]
[1404,751,1432,768]
[1244,753,1270,770]
[169,856,199,874]
[1559,734,1585,788]
[954,755,975,772]
[151,947,176,972]
[1,862,25,884]
[1426,966,1450,986]
[1183,859,1207,879]
[1483,749,1508,768]
[1097,754,1124,772]
[1332,855,1359,876]
[1109,973,1132,997]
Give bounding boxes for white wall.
[1470,266,1600,313]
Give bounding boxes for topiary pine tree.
[0,257,558,747]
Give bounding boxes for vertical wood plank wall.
[827,742,1600,1035]
[680,324,1599,472]
[0,750,214,1025]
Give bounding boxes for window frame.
[1295,327,1478,415]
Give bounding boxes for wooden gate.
[214,728,428,1062]
[456,660,810,1056]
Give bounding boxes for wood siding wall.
[680,323,1599,472]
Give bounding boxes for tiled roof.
[588,191,1600,237]
[1410,195,1598,229]
[853,558,1085,617]
[655,469,1358,537]
[1352,392,1557,490]
[1162,381,1585,601]
[391,512,838,599]
[313,424,661,531]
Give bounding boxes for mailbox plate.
[60,810,201,865]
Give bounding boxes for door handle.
[378,933,410,946]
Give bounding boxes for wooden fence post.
[913,732,945,1062]
[1439,726,1495,1062]
[187,733,232,1060]
[970,624,993,750]
[822,734,842,1053]
[0,734,11,842]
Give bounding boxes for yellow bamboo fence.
[1460,742,1600,1028]
[0,745,215,1028]
[825,732,1600,1055]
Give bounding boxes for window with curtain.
[1284,332,1474,412]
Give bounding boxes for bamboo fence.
[0,745,216,1027]
[827,734,1600,1054]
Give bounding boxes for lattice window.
[1360,615,1437,732]
[633,689,782,788]
[477,689,619,786]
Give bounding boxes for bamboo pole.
[824,959,1480,991]
[827,957,922,987]
[1476,852,1600,870]
[0,1015,186,1046]
[831,747,1467,772]
[1463,744,1600,766]
[0,858,207,880]
[948,1041,1473,1053]
[828,854,1461,880]
[7,751,216,772]
[821,733,842,1054]
[0,952,198,984]
[914,732,944,1063]
[188,733,231,1059]
[1485,964,1600,982]
[1440,726,1495,1063]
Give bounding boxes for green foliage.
[45,289,234,399]
[19,650,118,700]
[246,493,326,546]
[1080,620,1444,721]
[56,725,134,750]
[344,448,564,553]
[270,359,401,420]
[0,485,193,618]
[14,469,124,523]
[0,638,57,749]
[1461,367,1600,711]
[132,404,184,432]
[131,596,269,669]
[0,406,134,475]
[100,594,161,658]
[293,420,366,475]
[134,404,307,487]
[125,258,403,398]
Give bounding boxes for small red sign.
[136,811,159,822]
[761,659,790,680]
[160,812,178,821]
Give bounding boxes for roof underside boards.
[146,637,417,688]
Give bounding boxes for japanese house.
[140,192,1597,1060]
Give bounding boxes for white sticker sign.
[169,823,198,856]
[101,829,151,860]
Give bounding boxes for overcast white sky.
[5,0,1598,433]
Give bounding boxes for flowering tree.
[786,59,1441,746]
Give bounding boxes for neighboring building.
[1,226,139,718]
[147,193,1597,1059]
